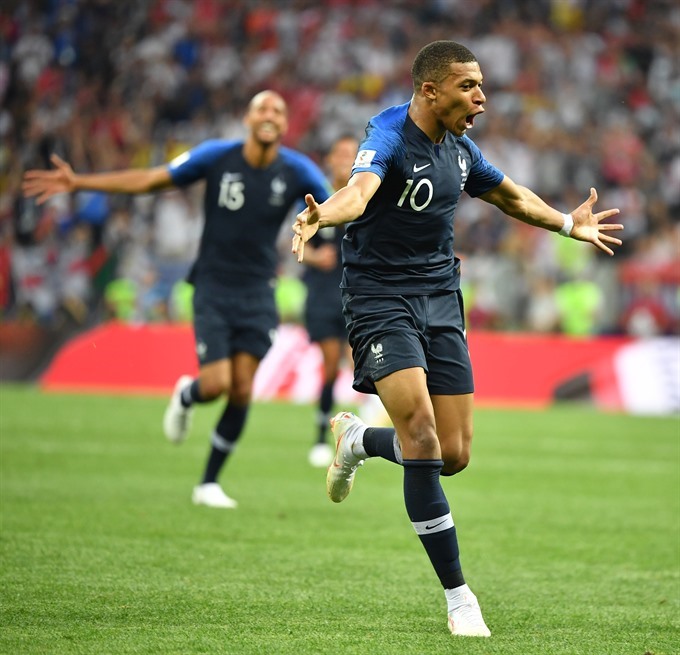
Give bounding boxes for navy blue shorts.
[192,283,278,365]
[342,290,473,396]
[304,289,347,343]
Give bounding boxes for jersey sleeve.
[352,137,385,179]
[351,118,403,181]
[461,136,505,197]
[167,140,236,187]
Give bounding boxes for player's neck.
[242,139,279,169]
[408,97,446,144]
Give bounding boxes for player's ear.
[421,81,437,101]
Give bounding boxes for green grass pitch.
[1,384,678,655]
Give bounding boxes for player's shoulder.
[361,102,409,162]
[455,134,483,157]
[279,146,319,167]
[193,138,243,157]
[169,138,242,168]
[278,146,323,175]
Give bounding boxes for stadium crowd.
[1,0,678,337]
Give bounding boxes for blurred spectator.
[621,279,676,338]
[73,190,109,248]
[148,187,202,318]
[56,221,92,324]
[525,275,561,334]
[555,275,605,337]
[12,21,53,86]
[169,279,194,323]
[103,277,137,322]
[10,197,59,324]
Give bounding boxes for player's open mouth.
[465,114,477,128]
[259,122,278,136]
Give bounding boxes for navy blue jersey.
[168,140,331,289]
[342,102,504,295]
[302,225,344,294]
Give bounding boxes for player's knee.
[440,438,471,475]
[441,451,470,476]
[402,411,439,455]
[200,372,231,399]
[230,379,253,405]
[322,367,339,384]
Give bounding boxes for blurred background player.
[293,40,622,638]
[301,134,359,467]
[23,90,332,509]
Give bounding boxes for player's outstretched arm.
[479,177,623,256]
[292,171,381,263]
[22,153,174,205]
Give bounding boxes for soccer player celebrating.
[301,134,359,468]
[292,41,623,637]
[23,90,332,508]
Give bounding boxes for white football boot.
[326,412,367,503]
[192,483,238,509]
[446,584,491,638]
[163,375,194,444]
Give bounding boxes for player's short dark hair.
[411,41,477,90]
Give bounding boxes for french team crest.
[269,176,287,205]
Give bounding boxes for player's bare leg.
[432,393,474,476]
[191,355,257,508]
[380,369,489,637]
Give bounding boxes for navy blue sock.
[403,459,465,589]
[316,381,335,444]
[363,427,402,464]
[180,379,204,408]
[201,403,249,484]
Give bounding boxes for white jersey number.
[397,178,434,212]
[218,177,245,211]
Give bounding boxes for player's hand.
[22,154,76,205]
[292,194,321,263]
[569,187,623,256]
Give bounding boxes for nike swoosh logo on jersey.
[425,519,447,530]
[413,163,431,172]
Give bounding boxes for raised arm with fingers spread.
[292,171,380,263]
[479,177,623,256]
[22,153,175,205]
